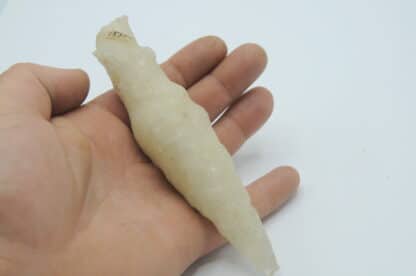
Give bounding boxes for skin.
[0,36,299,276]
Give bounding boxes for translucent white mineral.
[94,16,278,276]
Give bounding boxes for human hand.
[0,36,299,276]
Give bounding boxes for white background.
[1,0,415,275]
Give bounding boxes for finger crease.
[28,70,53,114]
[166,61,187,88]
[209,74,234,104]
[225,115,248,143]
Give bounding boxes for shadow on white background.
[0,0,7,14]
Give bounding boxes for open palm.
[0,36,299,276]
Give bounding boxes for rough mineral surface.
[94,16,278,276]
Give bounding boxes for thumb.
[0,63,89,118]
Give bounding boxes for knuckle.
[7,62,34,73]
